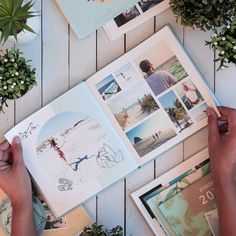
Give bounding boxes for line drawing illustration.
[19,122,39,139]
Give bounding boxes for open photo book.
[131,148,219,236]
[5,26,219,218]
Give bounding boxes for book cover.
[54,0,139,39]
[104,0,170,41]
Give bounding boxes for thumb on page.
[11,136,24,168]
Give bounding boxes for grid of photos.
[114,0,165,28]
[95,39,209,159]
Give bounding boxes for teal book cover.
[55,0,139,39]
[159,173,217,236]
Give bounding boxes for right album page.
[86,26,219,165]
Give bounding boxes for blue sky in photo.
[96,74,116,90]
[159,91,178,109]
[37,111,88,144]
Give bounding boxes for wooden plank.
[41,0,69,106]
[126,165,155,236]
[15,0,42,123]
[126,18,155,51]
[215,65,236,108]
[183,127,208,160]
[96,29,125,228]
[155,8,184,43]
[97,28,125,70]
[69,32,96,87]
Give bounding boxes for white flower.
[21,81,24,84]
[221,51,225,55]
[233,46,236,50]
[11,59,15,62]
[221,66,226,70]
[4,59,8,63]
[11,85,14,89]
[0,76,2,80]
[11,74,14,77]
[222,37,226,41]
[13,82,16,86]
[15,72,19,76]
[227,25,230,29]
[3,86,7,90]
[213,33,218,37]
[214,42,218,46]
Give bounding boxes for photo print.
[190,102,208,122]
[96,74,121,101]
[159,90,193,133]
[175,78,204,110]
[134,40,188,97]
[138,0,164,12]
[114,5,140,27]
[126,111,176,157]
[36,111,124,183]
[114,63,142,88]
[107,82,159,131]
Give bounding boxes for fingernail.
[14,136,21,144]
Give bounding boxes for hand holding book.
[0,137,36,236]
[207,106,236,236]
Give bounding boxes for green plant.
[0,0,37,44]
[169,0,236,31]
[0,48,37,112]
[80,223,123,236]
[206,17,236,70]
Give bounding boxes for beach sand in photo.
[134,129,176,157]
[126,111,177,157]
[108,82,159,131]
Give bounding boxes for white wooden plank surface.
[1,2,235,236]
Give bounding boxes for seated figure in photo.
[182,82,202,107]
[139,0,164,12]
[139,59,178,96]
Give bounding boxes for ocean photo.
[126,111,177,157]
[159,90,193,133]
[107,82,159,131]
[96,75,121,101]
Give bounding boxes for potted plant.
[80,223,123,236]
[0,0,40,45]
[0,48,37,112]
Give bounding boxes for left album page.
[5,82,137,217]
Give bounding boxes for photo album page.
[5,83,137,217]
[87,26,219,166]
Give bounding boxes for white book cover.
[104,0,170,41]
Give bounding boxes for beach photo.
[114,5,141,27]
[114,62,142,87]
[190,102,208,122]
[107,82,159,131]
[126,112,177,157]
[159,91,193,133]
[138,0,164,12]
[96,75,121,101]
[174,79,204,110]
[134,40,188,96]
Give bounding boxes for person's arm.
[166,71,178,85]
[0,137,36,236]
[207,107,236,236]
